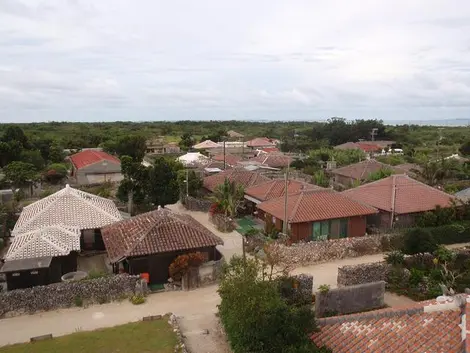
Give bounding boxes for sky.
[0,0,470,123]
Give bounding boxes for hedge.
[400,222,470,247]
[427,222,470,245]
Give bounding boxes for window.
[312,221,329,241]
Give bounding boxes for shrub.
[318,284,330,293]
[169,252,206,281]
[74,296,83,307]
[428,222,470,245]
[86,269,109,280]
[218,256,330,353]
[409,268,425,286]
[402,228,438,255]
[385,250,405,266]
[130,294,146,305]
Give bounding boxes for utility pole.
[282,162,290,234]
[185,169,189,197]
[371,128,378,142]
[390,175,397,228]
[223,139,226,170]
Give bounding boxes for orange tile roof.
[250,153,292,168]
[312,308,463,353]
[246,137,276,148]
[342,174,455,214]
[203,168,270,192]
[69,150,120,169]
[212,153,241,166]
[331,159,405,181]
[257,189,377,223]
[101,208,223,262]
[245,179,324,202]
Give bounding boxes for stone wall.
[268,235,390,268]
[210,214,236,232]
[337,262,390,287]
[198,258,224,286]
[315,281,386,318]
[182,196,212,212]
[0,274,143,318]
[280,274,314,306]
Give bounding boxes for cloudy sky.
[1,0,470,123]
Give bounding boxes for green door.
[339,219,348,238]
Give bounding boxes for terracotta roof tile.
[250,153,292,168]
[312,307,463,353]
[101,208,223,262]
[69,150,120,169]
[257,189,377,223]
[212,153,241,166]
[342,174,455,214]
[246,137,276,148]
[331,159,406,181]
[245,179,324,202]
[203,168,270,192]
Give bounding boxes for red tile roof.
[342,174,455,214]
[331,159,406,181]
[245,179,324,202]
[257,189,377,223]
[101,208,223,262]
[250,153,292,168]
[312,306,463,353]
[203,168,270,192]
[356,143,382,152]
[69,150,120,170]
[212,153,241,166]
[246,137,276,148]
[261,147,280,153]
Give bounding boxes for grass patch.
[0,319,177,353]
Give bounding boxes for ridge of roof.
[289,190,305,223]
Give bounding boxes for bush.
[218,256,330,353]
[74,296,83,307]
[428,222,470,245]
[402,228,438,255]
[86,269,109,280]
[130,294,146,305]
[385,251,405,266]
[169,252,206,281]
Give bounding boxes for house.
[244,179,324,216]
[69,150,122,185]
[227,130,244,139]
[256,189,377,242]
[312,294,468,353]
[211,153,241,167]
[146,138,181,154]
[455,187,470,202]
[330,159,406,189]
[203,168,270,193]
[101,208,223,284]
[3,185,122,289]
[334,140,395,151]
[246,137,277,149]
[193,140,220,150]
[249,153,292,169]
[342,174,455,228]
[177,152,210,168]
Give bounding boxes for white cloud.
[0,0,469,122]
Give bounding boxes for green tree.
[211,178,244,217]
[402,228,438,255]
[413,155,459,186]
[104,135,147,161]
[366,167,393,182]
[2,125,28,148]
[218,256,330,353]
[177,170,203,197]
[3,161,40,196]
[459,140,470,156]
[20,149,45,170]
[313,170,330,187]
[178,133,195,151]
[147,157,183,207]
[48,143,65,163]
[117,155,150,212]
[0,140,22,167]
[44,163,68,184]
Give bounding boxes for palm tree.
[211,178,245,218]
[413,155,459,186]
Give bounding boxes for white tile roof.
[12,184,122,236]
[6,225,81,260]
